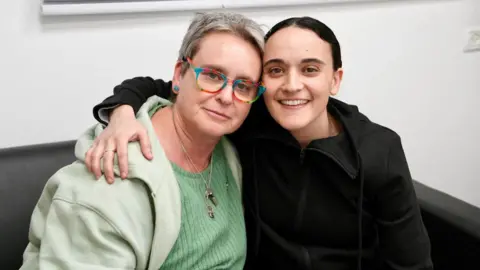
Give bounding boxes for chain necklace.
[171,108,217,218]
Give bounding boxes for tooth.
[280,100,307,106]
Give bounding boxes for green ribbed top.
[149,105,246,270]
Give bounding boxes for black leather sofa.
[1,140,479,270]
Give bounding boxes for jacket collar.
[325,98,363,179]
[246,97,364,179]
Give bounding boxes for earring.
[173,85,180,93]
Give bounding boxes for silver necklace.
[171,108,217,218]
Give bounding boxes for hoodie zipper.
[298,148,312,270]
[299,148,306,164]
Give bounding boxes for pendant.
[205,188,218,206]
[207,205,215,218]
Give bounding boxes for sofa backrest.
[414,181,480,270]
[0,140,76,269]
[1,140,479,270]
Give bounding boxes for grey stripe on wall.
[44,0,185,4]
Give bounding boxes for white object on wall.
[41,0,391,16]
[464,29,480,52]
[42,0,223,15]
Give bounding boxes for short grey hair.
[178,12,265,75]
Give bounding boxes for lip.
[204,108,231,120]
[277,99,310,109]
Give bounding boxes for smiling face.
[174,31,262,138]
[262,26,343,135]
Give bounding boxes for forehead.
[263,26,332,65]
[193,32,262,80]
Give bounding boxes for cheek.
[175,90,205,117]
[182,87,212,105]
[263,77,278,91]
[262,79,280,102]
[306,76,332,96]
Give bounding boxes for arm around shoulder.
[93,77,172,125]
[374,134,433,270]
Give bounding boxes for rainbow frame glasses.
[183,57,266,104]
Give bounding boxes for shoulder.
[359,125,409,198]
[331,99,409,190]
[330,98,402,151]
[45,162,154,238]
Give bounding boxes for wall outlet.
[464,29,480,53]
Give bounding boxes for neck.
[291,111,340,148]
[152,106,219,171]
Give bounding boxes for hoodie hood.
[74,96,175,193]
[74,96,183,269]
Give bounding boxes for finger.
[138,130,153,160]
[103,141,116,184]
[90,142,106,179]
[85,145,94,173]
[116,138,129,179]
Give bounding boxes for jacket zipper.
[299,148,306,164]
[299,149,311,269]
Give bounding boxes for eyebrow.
[263,58,326,67]
[201,64,257,82]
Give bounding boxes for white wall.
[1,0,479,206]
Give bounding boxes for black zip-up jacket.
[93,77,433,270]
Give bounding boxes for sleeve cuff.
[97,105,119,124]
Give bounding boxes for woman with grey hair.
[20,12,265,270]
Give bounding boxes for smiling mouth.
[204,108,230,119]
[278,100,310,106]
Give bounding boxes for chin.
[274,116,311,132]
[198,121,235,138]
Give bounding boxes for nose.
[284,70,303,93]
[215,80,234,105]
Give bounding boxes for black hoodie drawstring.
[357,153,365,270]
[252,146,262,257]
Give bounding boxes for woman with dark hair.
[86,16,433,270]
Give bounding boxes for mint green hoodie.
[20,96,242,270]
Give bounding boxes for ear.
[329,68,343,96]
[172,60,184,94]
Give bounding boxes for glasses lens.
[197,69,225,92]
[233,81,259,102]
